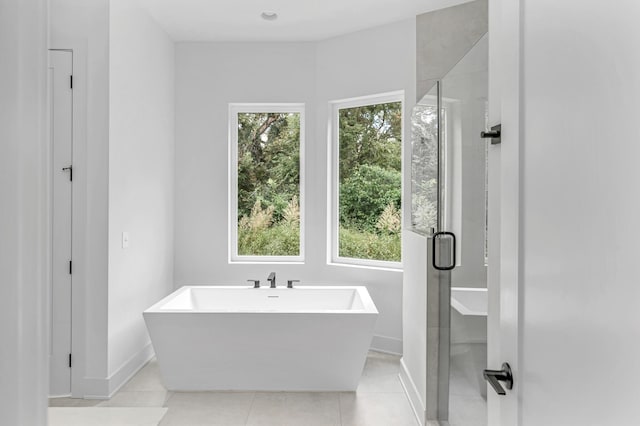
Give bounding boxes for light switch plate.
[122,232,130,248]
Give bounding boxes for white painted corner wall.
[400,231,428,422]
[174,19,416,352]
[108,0,176,392]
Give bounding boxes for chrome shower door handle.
[483,362,513,395]
[432,231,456,271]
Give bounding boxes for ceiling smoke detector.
[261,11,278,21]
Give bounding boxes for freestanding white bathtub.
[143,285,378,391]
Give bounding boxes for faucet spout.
[267,272,276,288]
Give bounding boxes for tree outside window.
[230,105,303,260]
[336,97,403,264]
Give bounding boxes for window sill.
[328,260,403,273]
[229,259,305,265]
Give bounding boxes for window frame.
[228,103,305,264]
[328,91,405,270]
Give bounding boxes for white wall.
[50,0,111,396]
[315,19,416,351]
[399,231,428,419]
[0,0,49,423]
[108,0,175,392]
[174,41,316,284]
[174,19,416,353]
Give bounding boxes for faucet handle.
[247,279,260,288]
[287,280,300,289]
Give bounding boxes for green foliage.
[338,226,401,262]
[236,112,301,257]
[237,112,300,223]
[336,101,403,262]
[238,198,299,256]
[338,102,402,182]
[339,164,401,232]
[238,222,300,256]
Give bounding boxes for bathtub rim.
[451,286,488,316]
[143,285,379,315]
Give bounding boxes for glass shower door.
[411,33,489,425]
[441,33,489,426]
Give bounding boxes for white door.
[49,50,73,397]
[489,1,640,425]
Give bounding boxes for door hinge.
[69,260,72,274]
[68,353,72,368]
[70,75,73,89]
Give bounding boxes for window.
[229,104,304,262]
[330,92,404,268]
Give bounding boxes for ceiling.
[139,0,473,42]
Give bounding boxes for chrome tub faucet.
[267,272,276,288]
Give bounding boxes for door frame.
[48,45,86,398]
[487,0,523,424]
[48,49,74,397]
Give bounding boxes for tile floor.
[49,407,167,426]
[448,344,487,426]
[50,351,418,426]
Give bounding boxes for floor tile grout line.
[338,392,343,426]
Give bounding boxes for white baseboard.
[371,335,402,355]
[108,342,155,397]
[80,343,155,399]
[80,377,110,400]
[399,358,426,426]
